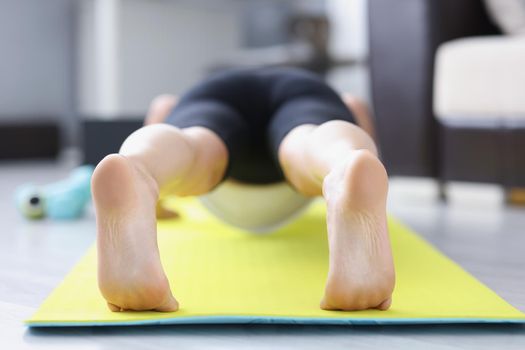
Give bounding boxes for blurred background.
[1,0,524,206]
[1,0,525,210]
[0,0,367,147]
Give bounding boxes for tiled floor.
[1,152,524,349]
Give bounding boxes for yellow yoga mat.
[27,198,525,327]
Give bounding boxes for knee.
[120,124,196,166]
[309,120,378,156]
[122,124,190,149]
[150,94,177,108]
[312,119,361,137]
[341,94,365,114]
[278,124,315,165]
[341,94,376,139]
[145,94,178,125]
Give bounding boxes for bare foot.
[92,154,178,312]
[320,150,395,311]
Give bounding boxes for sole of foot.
[321,149,395,311]
[92,154,178,312]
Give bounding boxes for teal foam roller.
[15,165,95,220]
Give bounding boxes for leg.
[144,94,178,125]
[144,94,182,219]
[278,120,395,311]
[341,93,376,141]
[92,124,228,311]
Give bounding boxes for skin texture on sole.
[93,154,178,312]
[321,150,394,310]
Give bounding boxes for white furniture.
[434,36,525,122]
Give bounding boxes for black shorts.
[164,67,356,184]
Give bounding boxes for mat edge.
[26,315,525,327]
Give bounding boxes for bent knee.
[314,120,362,136]
[122,124,191,149]
[309,120,378,156]
[119,125,196,169]
[145,94,178,125]
[149,94,177,111]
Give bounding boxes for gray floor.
[1,152,524,349]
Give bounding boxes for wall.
[0,0,76,144]
[0,0,369,146]
[78,0,242,117]
[326,0,370,101]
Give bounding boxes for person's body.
[92,67,395,312]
